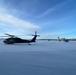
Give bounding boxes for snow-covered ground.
[0,40,76,75]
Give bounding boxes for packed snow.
[0,40,76,75]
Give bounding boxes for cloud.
[35,2,67,18]
[0,14,40,30]
[0,9,40,31]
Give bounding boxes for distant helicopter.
[58,37,69,42]
[2,31,40,45]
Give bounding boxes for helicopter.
[58,37,69,42]
[2,31,40,45]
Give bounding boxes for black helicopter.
[3,31,39,45]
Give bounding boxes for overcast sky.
[0,0,76,39]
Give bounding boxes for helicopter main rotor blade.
[5,33,16,38]
[5,33,26,36]
[27,34,40,37]
[27,31,40,37]
[5,33,14,36]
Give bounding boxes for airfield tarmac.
[0,40,76,75]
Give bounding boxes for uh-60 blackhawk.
[1,31,40,45]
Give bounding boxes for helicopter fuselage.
[4,37,29,44]
[3,31,38,45]
[3,37,36,44]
